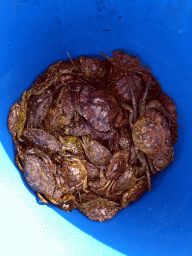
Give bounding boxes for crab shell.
[153,146,174,172]
[79,86,120,132]
[23,154,56,196]
[79,56,107,79]
[132,109,172,159]
[111,72,144,103]
[23,128,62,154]
[106,150,129,180]
[62,158,87,192]
[8,103,21,136]
[121,179,147,208]
[79,197,120,222]
[27,89,53,129]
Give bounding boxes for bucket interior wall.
[1,1,192,255]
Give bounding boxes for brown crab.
[79,56,108,80]
[81,135,112,166]
[29,61,62,96]
[44,102,63,133]
[26,89,53,129]
[106,150,129,181]
[59,135,84,155]
[62,157,88,192]
[121,178,147,208]
[22,128,63,154]
[88,151,131,197]
[78,197,121,222]
[71,84,123,132]
[8,90,29,141]
[121,80,176,190]
[102,50,150,73]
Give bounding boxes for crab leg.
[135,149,151,191]
[36,192,49,204]
[120,102,134,131]
[106,180,116,197]
[139,82,151,115]
[125,72,137,123]
[147,157,157,175]
[15,153,24,173]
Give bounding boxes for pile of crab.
[8,51,178,222]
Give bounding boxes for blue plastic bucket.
[1,1,192,255]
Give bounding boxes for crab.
[79,56,108,87]
[88,151,131,197]
[22,128,63,154]
[21,147,70,203]
[104,51,163,110]
[110,72,144,104]
[71,84,123,133]
[60,87,76,119]
[102,50,150,73]
[22,128,87,158]
[160,92,178,144]
[23,150,57,197]
[81,135,112,166]
[114,165,146,193]
[78,197,121,222]
[121,178,147,208]
[44,102,63,133]
[64,117,101,141]
[106,150,129,181]
[62,157,88,193]
[121,79,176,190]
[14,140,79,211]
[58,58,81,85]
[26,89,53,129]
[59,135,84,155]
[81,161,100,179]
[8,90,29,141]
[29,61,62,96]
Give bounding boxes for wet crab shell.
[106,150,129,180]
[79,56,107,79]
[112,50,141,66]
[115,166,137,192]
[153,146,174,172]
[59,135,84,155]
[79,197,120,222]
[61,87,76,119]
[44,103,63,133]
[22,128,62,153]
[82,137,112,166]
[23,154,56,196]
[160,92,178,144]
[58,59,80,84]
[110,72,144,103]
[160,92,177,123]
[8,103,21,136]
[62,158,87,191]
[82,161,100,179]
[103,50,141,69]
[79,86,120,132]
[121,179,147,208]
[132,109,172,159]
[64,117,94,137]
[27,89,53,129]
[30,61,61,95]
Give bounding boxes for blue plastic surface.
[1,1,192,256]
